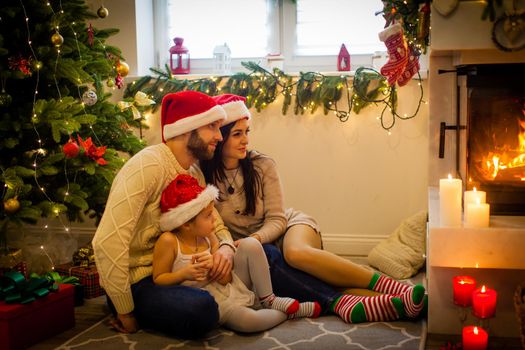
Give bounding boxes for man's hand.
[209,244,234,281]
[110,312,139,333]
[193,251,213,270]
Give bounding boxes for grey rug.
[57,315,426,350]
[57,270,426,350]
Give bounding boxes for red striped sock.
[332,294,403,323]
[400,285,425,318]
[288,301,321,319]
[368,273,411,295]
[261,294,299,314]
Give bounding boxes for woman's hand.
[110,312,139,333]
[234,234,261,247]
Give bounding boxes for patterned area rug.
[57,315,426,350]
[57,271,426,350]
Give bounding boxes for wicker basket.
[515,285,525,349]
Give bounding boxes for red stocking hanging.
[397,45,420,86]
[378,23,408,86]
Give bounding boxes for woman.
[200,94,425,323]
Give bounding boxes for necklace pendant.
[227,185,234,194]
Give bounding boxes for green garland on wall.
[125,62,424,132]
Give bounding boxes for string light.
[40,245,55,270]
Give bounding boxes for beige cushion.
[367,211,427,279]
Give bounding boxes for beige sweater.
[92,143,232,314]
[214,153,287,244]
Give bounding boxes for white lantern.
[213,43,231,74]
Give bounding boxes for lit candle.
[439,174,462,227]
[472,285,497,319]
[453,275,476,306]
[462,326,488,350]
[464,187,486,205]
[465,199,490,228]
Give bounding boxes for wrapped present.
[0,262,28,280]
[54,263,104,299]
[0,283,74,350]
[32,271,84,307]
[72,244,95,267]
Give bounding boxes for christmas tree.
[0,0,145,249]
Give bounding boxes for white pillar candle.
[464,187,486,206]
[465,200,490,228]
[439,174,462,227]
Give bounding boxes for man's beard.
[187,130,214,160]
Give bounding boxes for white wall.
[141,84,429,255]
[80,0,429,256]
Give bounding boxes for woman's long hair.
[200,122,261,215]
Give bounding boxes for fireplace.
[465,64,525,214]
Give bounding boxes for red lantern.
[337,43,350,71]
[169,37,190,74]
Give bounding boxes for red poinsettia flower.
[77,135,107,165]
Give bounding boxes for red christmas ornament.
[115,73,123,89]
[87,23,94,47]
[63,139,80,158]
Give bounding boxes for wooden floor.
[27,296,523,350]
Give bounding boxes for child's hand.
[183,260,210,281]
[193,251,213,270]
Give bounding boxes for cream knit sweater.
[214,153,287,244]
[92,143,232,314]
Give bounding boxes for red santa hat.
[212,94,251,126]
[159,174,219,232]
[161,91,226,142]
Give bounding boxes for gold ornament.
[51,32,64,47]
[106,79,115,87]
[117,61,130,77]
[97,6,109,18]
[3,197,20,214]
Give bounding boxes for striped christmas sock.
[331,294,404,323]
[260,294,299,314]
[288,301,322,319]
[368,273,411,295]
[400,285,426,318]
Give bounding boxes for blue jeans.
[263,244,341,313]
[108,276,219,339]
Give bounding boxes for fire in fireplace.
[466,64,525,214]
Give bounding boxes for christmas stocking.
[397,45,420,86]
[378,23,408,86]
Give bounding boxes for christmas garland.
[380,0,431,54]
[125,62,424,132]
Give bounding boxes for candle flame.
[474,327,479,335]
[481,285,486,293]
[459,280,465,285]
[473,187,477,192]
[448,174,452,180]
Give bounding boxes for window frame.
[152,0,418,75]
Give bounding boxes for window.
[155,0,386,73]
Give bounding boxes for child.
[153,174,321,333]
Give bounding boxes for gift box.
[0,283,75,350]
[0,262,28,280]
[54,263,104,299]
